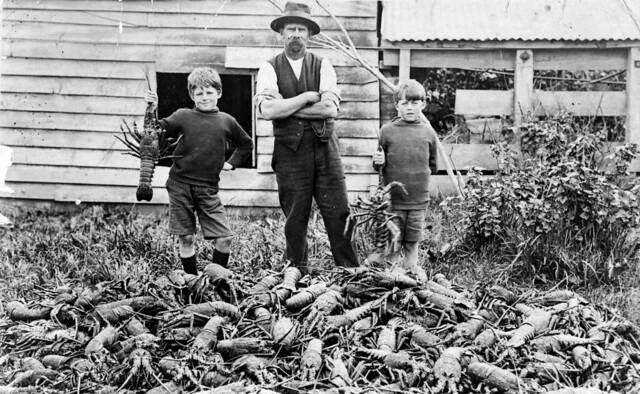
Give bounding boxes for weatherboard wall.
[0,0,391,207]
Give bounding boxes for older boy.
[146,68,253,275]
[373,80,438,272]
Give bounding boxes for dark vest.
[268,52,324,151]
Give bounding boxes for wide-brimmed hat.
[270,2,320,35]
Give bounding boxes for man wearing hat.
[255,1,359,273]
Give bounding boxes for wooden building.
[380,0,640,175]
[2,0,640,208]
[1,0,380,209]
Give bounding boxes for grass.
[1,201,639,326]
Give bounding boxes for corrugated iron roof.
[381,0,640,42]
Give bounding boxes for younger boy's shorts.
[166,177,234,239]
[391,208,425,243]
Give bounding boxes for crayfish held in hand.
[345,181,406,259]
[117,103,180,202]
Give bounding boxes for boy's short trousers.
[166,177,234,240]
[391,208,425,243]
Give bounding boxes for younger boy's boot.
[212,249,230,268]
[181,254,198,275]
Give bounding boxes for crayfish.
[345,181,406,261]
[116,101,180,202]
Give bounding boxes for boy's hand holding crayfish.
[373,148,385,166]
[145,90,158,110]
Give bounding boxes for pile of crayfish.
[1,263,639,394]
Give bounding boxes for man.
[254,1,359,274]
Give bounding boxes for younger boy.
[145,67,253,275]
[372,79,438,273]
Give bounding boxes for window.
[156,72,255,168]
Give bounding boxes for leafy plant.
[443,114,640,283]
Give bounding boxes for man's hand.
[373,148,385,166]
[145,90,158,110]
[301,91,321,105]
[222,162,233,171]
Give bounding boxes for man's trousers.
[272,126,359,272]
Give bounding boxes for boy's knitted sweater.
[160,107,253,190]
[374,117,438,210]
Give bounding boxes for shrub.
[443,115,640,283]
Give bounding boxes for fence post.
[627,47,640,145]
[399,49,411,82]
[514,50,534,146]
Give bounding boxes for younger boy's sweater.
[160,107,253,191]
[375,117,438,210]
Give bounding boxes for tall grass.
[1,196,639,325]
[442,115,640,286]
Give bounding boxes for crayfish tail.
[136,186,153,202]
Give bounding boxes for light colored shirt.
[254,55,341,116]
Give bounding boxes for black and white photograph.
[1,0,640,392]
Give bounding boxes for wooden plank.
[384,49,516,70]
[1,182,283,207]
[430,175,469,197]
[2,58,147,79]
[6,164,375,192]
[514,50,534,129]
[5,143,468,174]
[627,48,640,144]
[383,48,627,71]
[4,178,476,208]
[2,93,146,116]
[1,75,147,97]
[455,90,513,116]
[256,119,380,139]
[335,68,379,85]
[225,46,378,68]
[257,141,499,170]
[258,137,378,157]
[533,48,627,70]
[258,143,498,173]
[3,39,227,67]
[363,175,470,198]
[257,155,376,174]
[456,90,626,117]
[4,0,378,17]
[2,178,464,205]
[3,21,377,47]
[534,91,626,117]
[435,144,497,170]
[336,82,379,101]
[0,111,132,132]
[398,49,411,82]
[6,164,170,188]
[1,57,377,84]
[0,129,125,150]
[10,146,140,169]
[2,182,371,207]
[381,39,640,50]
[256,101,379,120]
[4,9,376,31]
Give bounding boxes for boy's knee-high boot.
[181,254,198,275]
[212,249,230,268]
